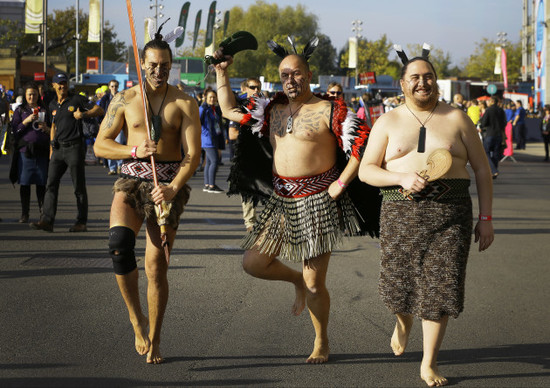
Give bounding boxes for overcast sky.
[53,0,524,66]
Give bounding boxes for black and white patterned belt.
[380,179,471,201]
[272,165,339,198]
[120,160,180,183]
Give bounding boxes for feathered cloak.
[227,92,381,237]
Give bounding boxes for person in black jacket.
[480,96,507,178]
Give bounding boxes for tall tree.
[45,7,126,74]
[463,38,521,84]
[339,34,397,80]
[217,1,335,81]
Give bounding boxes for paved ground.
[0,144,549,387]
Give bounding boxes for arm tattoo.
[104,91,128,129]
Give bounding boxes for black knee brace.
[109,226,137,275]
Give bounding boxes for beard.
[405,82,439,109]
[284,79,307,100]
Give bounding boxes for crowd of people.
[0,28,547,387]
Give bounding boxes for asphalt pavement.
[0,145,549,387]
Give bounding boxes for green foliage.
[339,34,395,79]
[463,38,521,84]
[220,1,335,82]
[405,44,454,79]
[1,7,126,74]
[45,7,126,74]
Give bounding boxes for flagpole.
[43,0,47,74]
[100,0,104,73]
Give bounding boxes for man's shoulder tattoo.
[104,91,128,129]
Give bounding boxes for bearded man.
[212,39,379,364]
[94,32,201,364]
[358,46,494,386]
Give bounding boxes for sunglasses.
[328,90,342,95]
[247,85,260,90]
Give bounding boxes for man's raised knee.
[109,226,137,275]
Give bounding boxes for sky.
[52,0,524,66]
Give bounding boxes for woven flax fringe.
[242,190,361,262]
[113,178,190,228]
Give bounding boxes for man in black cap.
[31,72,104,232]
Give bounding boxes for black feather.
[267,40,289,59]
[302,36,319,61]
[155,18,171,40]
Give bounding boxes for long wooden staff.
[126,0,171,264]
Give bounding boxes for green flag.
[175,2,190,48]
[192,10,202,50]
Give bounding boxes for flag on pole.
[501,48,508,90]
[204,1,217,57]
[348,37,357,69]
[25,0,43,34]
[192,10,202,50]
[494,47,502,75]
[175,2,190,48]
[144,18,154,45]
[88,0,101,42]
[223,10,230,37]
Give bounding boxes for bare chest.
[269,105,330,143]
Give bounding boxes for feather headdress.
[267,36,319,61]
[393,42,432,65]
[148,18,184,44]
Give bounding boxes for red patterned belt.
[272,166,339,198]
[120,160,180,183]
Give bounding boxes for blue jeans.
[41,140,88,225]
[483,135,502,175]
[108,131,126,171]
[203,147,219,186]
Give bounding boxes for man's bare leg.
[143,220,176,364]
[110,193,150,356]
[242,249,306,316]
[303,252,331,364]
[391,313,414,356]
[420,316,449,387]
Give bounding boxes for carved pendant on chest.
[286,116,293,133]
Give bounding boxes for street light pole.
[75,0,79,83]
[149,0,164,29]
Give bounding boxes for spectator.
[9,82,51,223]
[199,89,224,193]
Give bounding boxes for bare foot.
[391,318,412,356]
[306,338,330,364]
[146,341,164,364]
[132,315,150,356]
[420,364,448,387]
[292,280,306,316]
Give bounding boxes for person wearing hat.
[30,72,104,232]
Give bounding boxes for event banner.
[25,0,42,34]
[144,17,154,45]
[88,0,101,43]
[192,10,202,50]
[348,37,357,69]
[175,2,190,48]
[204,1,217,56]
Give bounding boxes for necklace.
[286,95,315,133]
[145,85,169,143]
[405,102,438,153]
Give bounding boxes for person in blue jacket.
[199,89,224,193]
